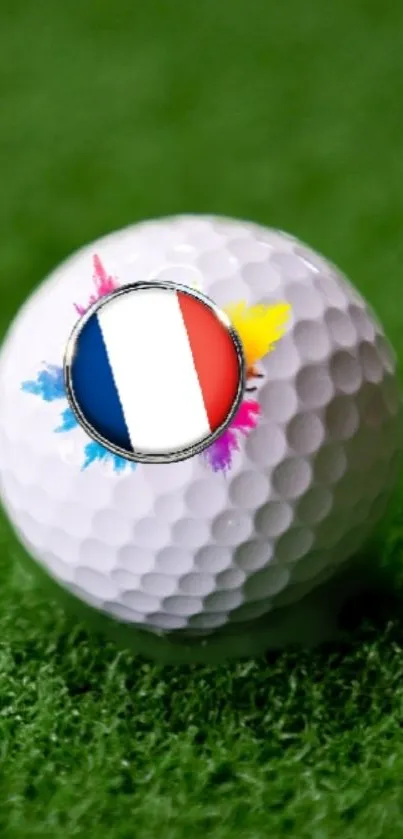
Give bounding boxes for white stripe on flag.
[97,288,211,453]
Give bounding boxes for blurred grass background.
[1,1,403,837]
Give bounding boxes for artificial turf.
[1,1,403,836]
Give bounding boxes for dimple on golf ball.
[0,215,400,662]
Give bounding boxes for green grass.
[1,0,403,835]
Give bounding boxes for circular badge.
[64,281,245,464]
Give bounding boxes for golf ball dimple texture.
[0,216,400,648]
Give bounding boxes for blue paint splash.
[21,363,136,474]
[55,405,79,433]
[82,440,135,472]
[21,364,65,402]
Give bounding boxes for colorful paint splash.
[21,255,291,473]
[74,255,119,316]
[203,400,260,472]
[224,300,291,375]
[205,301,291,471]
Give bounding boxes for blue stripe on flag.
[71,313,132,453]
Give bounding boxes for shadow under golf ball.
[11,539,403,666]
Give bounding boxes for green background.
[1,2,403,836]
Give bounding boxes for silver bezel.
[64,280,246,464]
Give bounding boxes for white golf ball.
[0,216,400,662]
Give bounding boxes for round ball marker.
[64,281,246,464]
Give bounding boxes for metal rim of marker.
[63,280,246,464]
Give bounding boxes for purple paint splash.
[204,400,260,472]
[74,254,119,316]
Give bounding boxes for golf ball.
[0,216,400,662]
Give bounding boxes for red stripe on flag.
[177,291,241,432]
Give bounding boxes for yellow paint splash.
[224,300,291,371]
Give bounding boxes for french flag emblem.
[64,282,245,463]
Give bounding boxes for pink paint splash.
[74,255,119,316]
[204,400,260,472]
